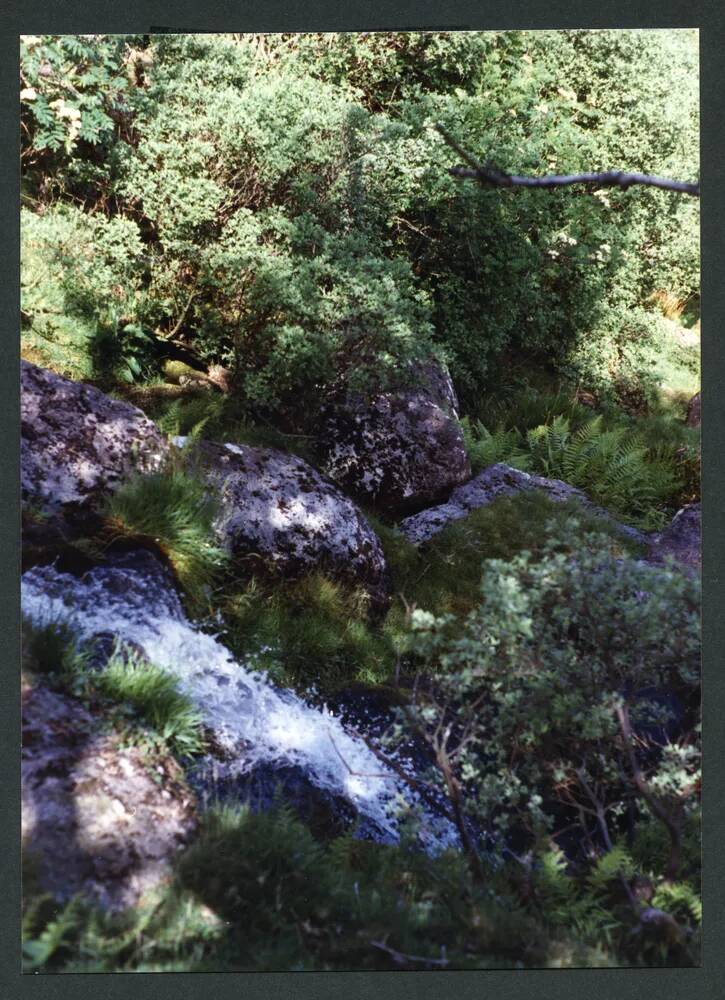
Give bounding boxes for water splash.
[21,552,456,849]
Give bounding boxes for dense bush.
[398,519,700,884]
[21,30,699,422]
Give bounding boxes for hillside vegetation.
[21,31,700,971]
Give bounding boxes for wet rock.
[647,503,701,574]
[188,758,359,841]
[191,441,390,611]
[319,361,470,514]
[21,361,170,512]
[22,677,196,911]
[400,463,647,546]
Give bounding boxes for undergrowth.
[221,492,645,693]
[94,652,206,758]
[22,802,701,972]
[462,407,697,530]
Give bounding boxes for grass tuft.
[104,468,227,608]
[94,651,206,758]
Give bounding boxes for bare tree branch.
[436,124,700,197]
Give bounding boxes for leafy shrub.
[104,467,227,607]
[399,521,700,878]
[21,30,698,415]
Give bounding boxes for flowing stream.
[21,551,457,851]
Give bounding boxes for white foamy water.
[21,554,456,848]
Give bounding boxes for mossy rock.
[162,360,202,385]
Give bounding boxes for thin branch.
[162,278,199,341]
[614,702,683,881]
[370,937,450,968]
[575,765,640,914]
[326,729,395,781]
[436,124,700,197]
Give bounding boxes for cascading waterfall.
[21,551,457,850]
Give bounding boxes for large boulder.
[318,361,470,514]
[399,463,647,546]
[22,676,196,911]
[21,360,170,511]
[191,441,390,610]
[647,503,701,574]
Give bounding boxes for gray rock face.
[399,463,647,545]
[319,362,470,514]
[21,361,170,510]
[22,676,196,911]
[648,503,701,574]
[193,441,390,609]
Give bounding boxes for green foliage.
[94,651,205,757]
[104,467,227,607]
[378,490,644,619]
[221,572,392,690]
[400,519,700,850]
[21,34,139,180]
[21,30,698,418]
[20,205,156,385]
[460,418,532,472]
[220,493,644,693]
[21,619,205,759]
[22,803,699,971]
[525,415,678,528]
[176,803,328,930]
[21,616,83,677]
[464,410,685,528]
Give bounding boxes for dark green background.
[3,2,723,997]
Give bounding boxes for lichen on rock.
[21,360,170,511]
[190,440,391,611]
[318,361,470,515]
[22,676,196,911]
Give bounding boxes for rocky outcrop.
[318,362,470,514]
[647,503,701,574]
[399,463,647,545]
[21,361,170,511]
[191,441,390,610]
[22,676,196,911]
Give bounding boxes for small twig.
[436,123,700,197]
[163,278,199,341]
[575,765,640,914]
[325,729,394,781]
[615,701,683,881]
[370,937,450,968]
